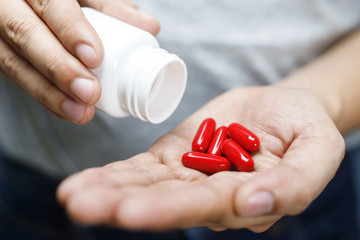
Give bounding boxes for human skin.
[57,27,360,232]
[3,0,359,233]
[56,86,344,232]
[0,0,159,124]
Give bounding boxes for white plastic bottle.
[82,8,187,124]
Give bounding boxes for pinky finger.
[0,37,94,124]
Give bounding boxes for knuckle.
[44,53,83,88]
[57,22,79,43]
[5,16,37,51]
[39,81,53,105]
[128,156,147,168]
[136,165,157,183]
[34,79,63,113]
[45,53,69,81]
[32,0,52,18]
[0,52,22,78]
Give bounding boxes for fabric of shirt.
[0,0,359,177]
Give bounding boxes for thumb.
[79,0,160,35]
[235,124,345,218]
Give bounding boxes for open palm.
[57,86,344,232]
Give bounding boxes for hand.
[0,0,159,124]
[57,86,344,232]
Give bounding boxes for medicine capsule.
[222,139,254,172]
[207,126,228,155]
[182,152,231,173]
[192,118,216,152]
[227,122,260,152]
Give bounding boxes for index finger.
[26,0,104,68]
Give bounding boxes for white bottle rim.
[122,47,187,124]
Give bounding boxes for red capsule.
[182,152,231,173]
[227,122,260,152]
[192,118,216,152]
[207,126,228,155]
[222,139,254,172]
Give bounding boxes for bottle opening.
[146,60,187,123]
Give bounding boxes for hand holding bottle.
[0,0,159,124]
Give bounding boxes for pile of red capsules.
[182,118,260,173]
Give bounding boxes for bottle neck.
[118,46,187,124]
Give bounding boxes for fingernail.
[62,99,85,122]
[75,43,96,67]
[241,191,274,217]
[71,78,94,103]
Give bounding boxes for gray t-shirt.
[0,0,359,177]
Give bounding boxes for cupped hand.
[57,86,344,232]
[0,0,159,124]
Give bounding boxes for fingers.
[113,174,280,230]
[57,164,178,227]
[25,0,104,68]
[80,0,160,35]
[0,37,95,123]
[63,174,282,230]
[57,167,113,205]
[0,0,102,123]
[113,173,244,230]
[57,157,176,205]
[66,186,143,225]
[114,180,226,230]
[58,167,230,230]
[234,122,345,218]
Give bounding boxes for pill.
[227,122,260,152]
[222,139,254,172]
[207,126,228,155]
[192,118,216,152]
[182,152,231,173]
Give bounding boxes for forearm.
[279,29,360,133]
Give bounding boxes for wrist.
[277,73,344,132]
[277,29,360,134]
